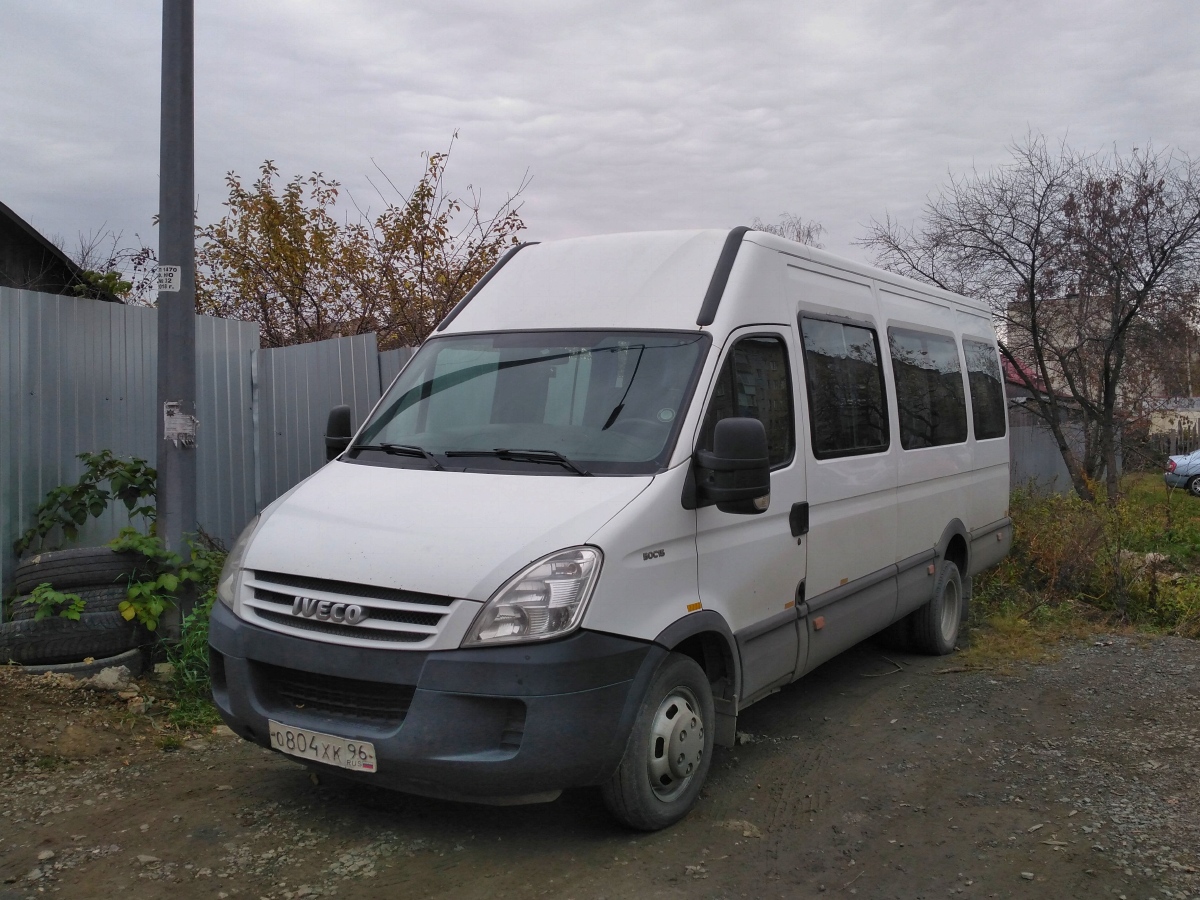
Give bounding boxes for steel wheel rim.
[646,686,705,802]
[939,573,961,644]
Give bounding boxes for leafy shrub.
[165,535,226,729]
[976,474,1200,635]
[21,583,85,621]
[14,451,156,556]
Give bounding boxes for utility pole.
[157,0,197,633]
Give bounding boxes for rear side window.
[799,317,889,459]
[699,336,794,468]
[888,327,968,449]
[963,338,1007,440]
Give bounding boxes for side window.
[888,327,968,449]
[963,338,1007,440]
[799,317,889,459]
[699,336,794,468]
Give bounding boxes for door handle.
[789,502,809,537]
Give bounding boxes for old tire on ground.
[14,547,142,595]
[601,652,715,831]
[911,560,964,655]
[0,612,145,666]
[8,585,129,623]
[16,648,144,679]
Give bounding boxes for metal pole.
[157,0,197,633]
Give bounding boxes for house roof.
[0,199,120,302]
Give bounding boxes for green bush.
[165,535,226,730]
[976,474,1200,635]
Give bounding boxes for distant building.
[1148,397,1200,435]
[0,199,118,301]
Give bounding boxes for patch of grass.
[157,734,184,751]
[960,610,1095,672]
[167,696,221,731]
[32,754,66,771]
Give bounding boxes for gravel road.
[1,633,1197,900]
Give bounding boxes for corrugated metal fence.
[1,288,414,596]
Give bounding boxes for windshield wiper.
[443,448,591,476]
[353,443,444,470]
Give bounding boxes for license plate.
[268,720,377,773]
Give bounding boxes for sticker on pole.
[158,265,182,293]
[164,400,198,448]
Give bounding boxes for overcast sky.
[3,0,1199,267]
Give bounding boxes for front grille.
[254,662,415,724]
[243,571,460,648]
[254,571,455,606]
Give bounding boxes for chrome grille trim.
[242,570,461,648]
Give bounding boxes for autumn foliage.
[195,143,527,349]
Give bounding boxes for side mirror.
[325,404,353,461]
[693,417,771,514]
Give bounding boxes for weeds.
[164,533,226,731]
[972,474,1200,659]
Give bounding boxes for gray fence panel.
[1008,403,1089,495]
[377,346,415,393]
[1,291,266,597]
[196,315,260,547]
[253,333,381,509]
[0,288,159,599]
[4,289,412,597]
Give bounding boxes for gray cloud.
[3,0,1198,264]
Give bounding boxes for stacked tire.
[0,548,148,666]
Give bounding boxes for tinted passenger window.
[888,327,968,449]
[799,317,889,458]
[963,338,1007,440]
[699,336,794,468]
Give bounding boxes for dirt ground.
[2,634,1198,900]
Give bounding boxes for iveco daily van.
[209,227,1012,830]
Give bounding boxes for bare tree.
[54,226,158,304]
[859,134,1200,501]
[752,213,825,248]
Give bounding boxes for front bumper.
[208,601,662,801]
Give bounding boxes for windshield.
[352,330,711,475]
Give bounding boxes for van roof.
[439,229,989,335]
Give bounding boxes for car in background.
[1165,450,1200,495]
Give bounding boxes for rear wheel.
[911,560,963,655]
[1187,476,1200,498]
[602,653,714,831]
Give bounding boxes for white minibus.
[210,228,1012,830]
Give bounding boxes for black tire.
[911,560,964,655]
[0,612,146,666]
[601,653,715,831]
[14,547,143,595]
[1188,476,1200,498]
[9,585,129,623]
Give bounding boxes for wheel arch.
[653,611,741,747]
[937,518,970,577]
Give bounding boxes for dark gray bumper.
[208,601,662,800]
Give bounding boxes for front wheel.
[911,560,964,655]
[602,653,715,831]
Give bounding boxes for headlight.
[216,514,260,611]
[462,546,603,646]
